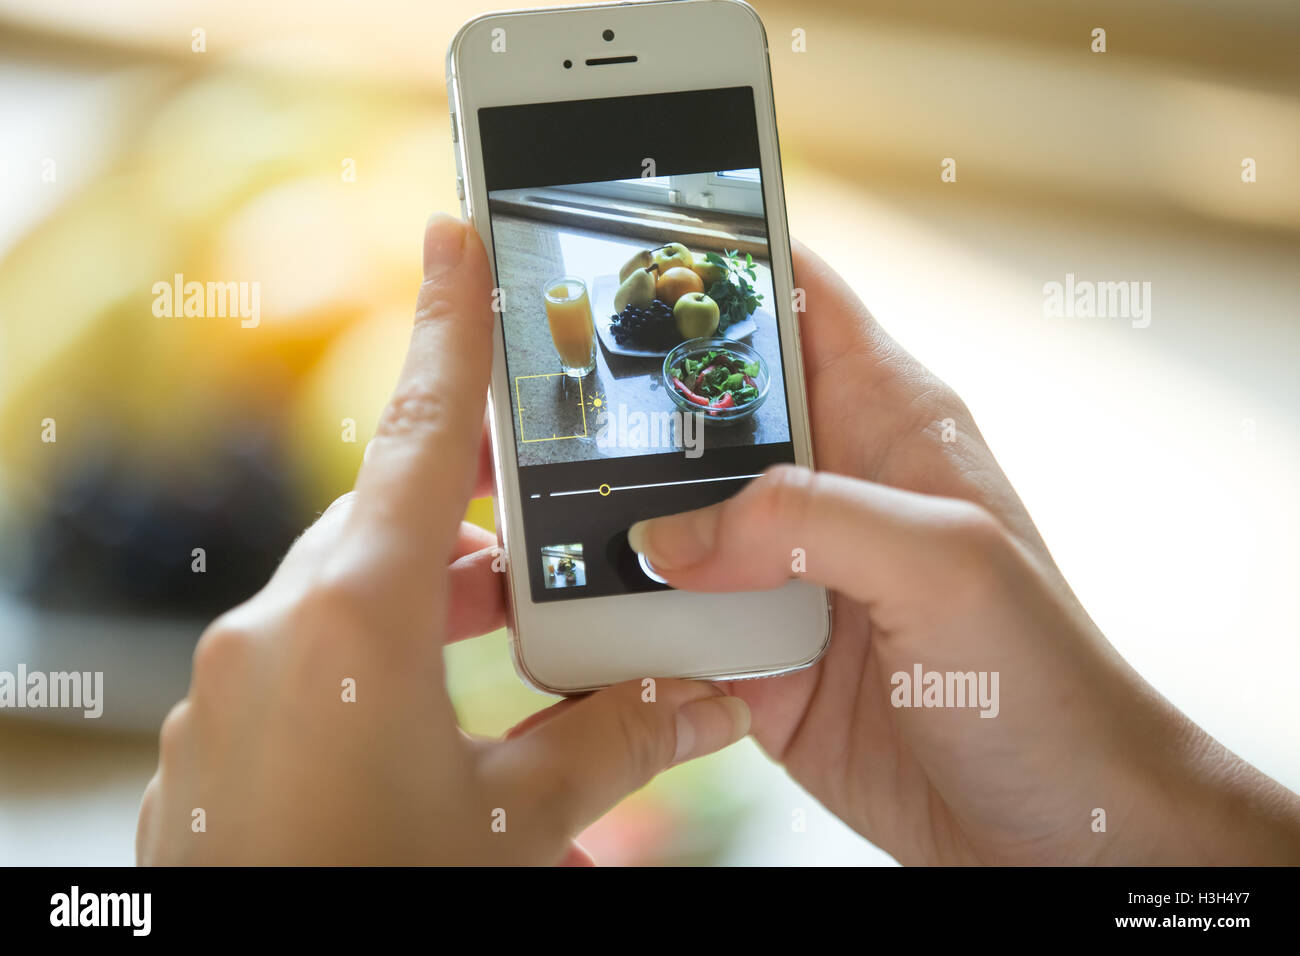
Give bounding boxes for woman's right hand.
[629,242,1300,864]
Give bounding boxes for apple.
[673,292,720,339]
[689,251,727,288]
[652,242,692,274]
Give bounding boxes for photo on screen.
[540,543,586,589]
[478,88,799,603]
[489,169,791,468]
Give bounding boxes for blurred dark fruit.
[11,422,308,619]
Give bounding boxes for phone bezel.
[447,0,830,694]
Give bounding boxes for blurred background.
[1,0,1297,865]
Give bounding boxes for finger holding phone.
[135,216,750,866]
[629,242,1300,865]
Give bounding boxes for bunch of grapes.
[610,298,679,349]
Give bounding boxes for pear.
[614,266,657,312]
[618,248,654,283]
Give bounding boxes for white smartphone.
[447,0,830,694]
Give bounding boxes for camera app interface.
[478,88,795,602]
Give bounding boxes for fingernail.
[628,507,719,572]
[626,520,651,559]
[423,213,467,277]
[672,696,751,765]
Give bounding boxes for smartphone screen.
[479,87,796,603]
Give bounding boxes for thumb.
[626,464,1004,605]
[481,680,749,846]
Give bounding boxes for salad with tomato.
[668,347,762,414]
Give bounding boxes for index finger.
[344,214,496,578]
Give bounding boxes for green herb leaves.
[704,249,764,332]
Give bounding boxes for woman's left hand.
[135,215,750,865]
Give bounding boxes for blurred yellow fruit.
[287,306,495,532]
[286,307,408,512]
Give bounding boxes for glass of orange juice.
[542,276,596,377]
